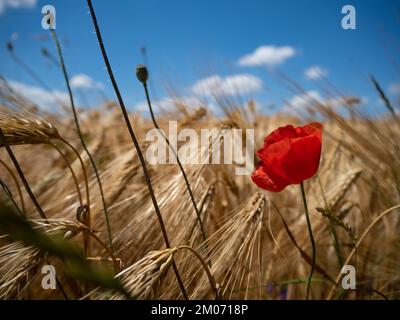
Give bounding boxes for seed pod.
[136,64,148,83]
[76,205,89,223]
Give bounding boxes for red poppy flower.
[251,122,323,192]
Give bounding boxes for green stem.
[329,222,343,268]
[317,175,343,268]
[0,159,26,214]
[0,178,24,216]
[300,181,316,300]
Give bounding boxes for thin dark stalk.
[60,139,91,259]
[41,47,60,68]
[0,132,71,298]
[87,229,119,272]
[140,47,159,102]
[55,276,69,300]
[142,81,208,244]
[0,127,47,220]
[187,184,214,243]
[178,246,219,299]
[50,30,113,254]
[51,143,83,206]
[0,159,26,214]
[59,138,117,270]
[300,181,316,300]
[42,258,69,300]
[60,137,106,270]
[271,200,337,285]
[8,49,52,92]
[60,137,90,207]
[371,289,389,300]
[370,75,397,118]
[86,0,188,300]
[7,46,66,108]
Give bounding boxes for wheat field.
[1,67,399,300]
[0,0,399,300]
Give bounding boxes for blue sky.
[0,0,399,115]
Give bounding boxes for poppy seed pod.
[136,64,148,83]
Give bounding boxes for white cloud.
[134,96,204,112]
[388,83,400,95]
[286,91,322,111]
[304,66,329,80]
[70,74,104,89]
[7,80,68,111]
[192,74,262,97]
[285,91,363,115]
[135,74,262,113]
[0,0,36,14]
[238,45,296,67]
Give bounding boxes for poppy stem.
[300,181,316,300]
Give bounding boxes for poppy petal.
[257,138,293,183]
[296,122,323,141]
[251,162,289,192]
[281,135,322,184]
[263,125,297,147]
[251,122,323,192]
